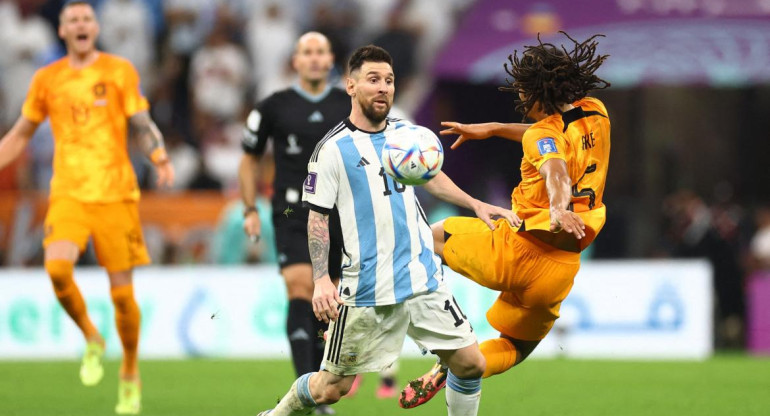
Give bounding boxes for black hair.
[500,31,610,116]
[348,45,393,74]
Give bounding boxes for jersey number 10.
[378,167,406,196]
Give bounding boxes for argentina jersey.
[302,117,443,307]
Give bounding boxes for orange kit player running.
[400,32,611,408]
[0,2,173,414]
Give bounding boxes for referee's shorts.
[272,201,343,279]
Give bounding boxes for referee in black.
[238,32,348,415]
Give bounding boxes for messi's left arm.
[422,171,520,230]
[129,111,175,187]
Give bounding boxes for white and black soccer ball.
[381,125,444,186]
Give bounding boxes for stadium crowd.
[0,0,472,193]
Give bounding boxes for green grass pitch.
[1,355,768,415]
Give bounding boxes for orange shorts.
[443,217,580,341]
[43,198,150,272]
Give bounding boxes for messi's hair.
[348,45,393,74]
[499,31,610,116]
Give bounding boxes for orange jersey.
[22,53,148,203]
[512,97,611,251]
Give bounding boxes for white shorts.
[322,283,477,375]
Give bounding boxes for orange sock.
[111,284,141,378]
[479,337,518,378]
[45,260,99,340]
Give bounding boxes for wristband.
[243,206,258,217]
[150,147,169,165]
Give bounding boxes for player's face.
[293,36,334,83]
[350,62,394,124]
[59,4,100,56]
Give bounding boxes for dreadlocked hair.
[499,31,610,116]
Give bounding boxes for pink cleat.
[398,362,448,409]
[344,374,362,398]
[376,383,397,399]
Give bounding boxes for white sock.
[270,372,317,416]
[445,370,481,416]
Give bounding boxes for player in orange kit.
[400,32,611,408]
[0,1,173,414]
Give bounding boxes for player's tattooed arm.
[129,111,167,164]
[129,111,175,187]
[308,210,331,281]
[309,209,343,322]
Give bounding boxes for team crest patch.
[93,82,106,97]
[304,172,318,194]
[537,137,558,155]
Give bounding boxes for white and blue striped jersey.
[302,117,443,307]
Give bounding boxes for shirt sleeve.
[521,126,568,171]
[21,69,47,123]
[302,142,339,213]
[242,98,273,156]
[121,61,150,117]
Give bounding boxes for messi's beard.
[360,96,391,125]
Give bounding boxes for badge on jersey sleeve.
[537,137,558,155]
[304,172,317,194]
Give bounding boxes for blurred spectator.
[189,22,250,121]
[0,0,59,127]
[201,121,243,191]
[369,2,417,95]
[98,0,156,89]
[164,0,216,57]
[400,0,465,69]
[750,207,770,270]
[245,1,297,100]
[351,0,398,40]
[162,0,217,143]
[162,130,202,191]
[310,0,358,78]
[662,190,746,348]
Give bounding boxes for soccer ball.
[381,125,444,186]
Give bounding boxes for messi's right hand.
[313,275,344,323]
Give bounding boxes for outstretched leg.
[258,371,356,416]
[479,335,540,378]
[45,241,104,387]
[45,242,101,342]
[109,270,142,415]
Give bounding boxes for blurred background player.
[400,32,611,408]
[257,44,518,416]
[238,32,396,413]
[0,1,174,414]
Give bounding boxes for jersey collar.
[291,83,332,103]
[344,118,389,134]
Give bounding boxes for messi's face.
[59,4,100,56]
[348,61,394,125]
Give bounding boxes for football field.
[1,355,768,415]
